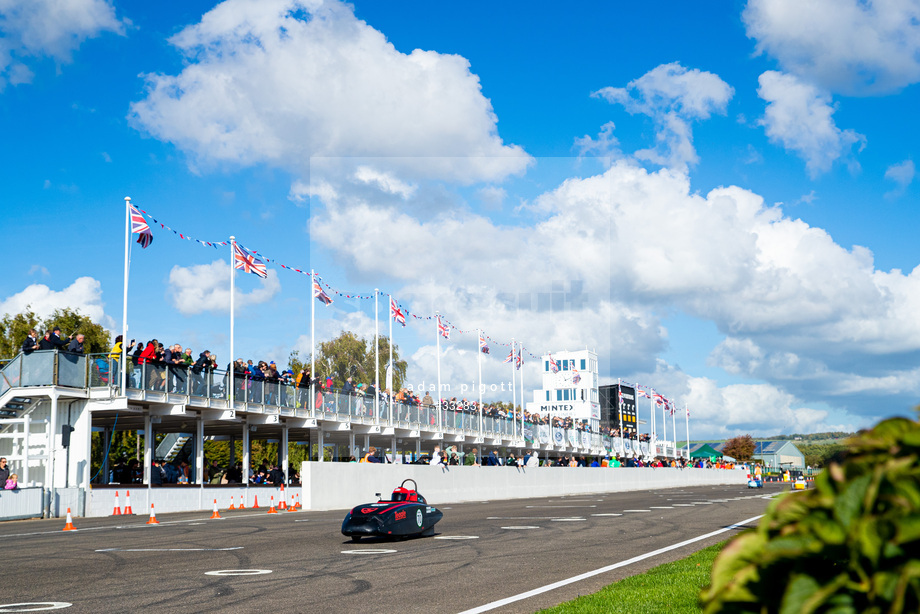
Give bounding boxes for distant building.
[703,440,805,470]
[525,350,599,425]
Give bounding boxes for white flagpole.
[388,295,393,424]
[229,237,235,409]
[511,337,517,439]
[435,312,442,430]
[617,377,624,438]
[374,288,379,422]
[650,390,656,456]
[685,402,690,461]
[661,395,667,449]
[477,329,483,441]
[310,270,315,415]
[671,400,677,458]
[121,197,130,396]
[519,346,524,439]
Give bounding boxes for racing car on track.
[341,479,443,541]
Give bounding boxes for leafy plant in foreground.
[701,415,920,613]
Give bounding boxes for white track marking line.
[526,505,597,508]
[457,514,764,614]
[650,506,674,509]
[622,510,651,513]
[590,513,622,517]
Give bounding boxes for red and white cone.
[146,503,160,525]
[210,498,222,519]
[228,495,236,510]
[62,508,76,531]
[123,490,134,515]
[279,484,287,510]
[252,495,259,509]
[294,493,302,509]
[112,491,122,516]
[267,495,278,514]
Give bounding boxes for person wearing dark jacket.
[192,350,211,395]
[267,465,285,485]
[150,460,164,486]
[66,333,85,354]
[21,329,39,354]
[40,327,68,351]
[296,368,311,409]
[484,450,500,466]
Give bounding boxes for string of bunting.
[134,205,542,359]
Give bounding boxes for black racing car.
[341,479,443,541]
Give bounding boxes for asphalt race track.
[0,482,786,613]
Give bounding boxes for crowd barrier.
[300,462,749,511]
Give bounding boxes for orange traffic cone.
[267,495,278,514]
[123,490,134,515]
[146,503,160,525]
[294,493,302,509]
[228,495,236,510]
[289,489,296,511]
[279,484,287,510]
[210,498,222,519]
[62,508,77,531]
[112,491,122,516]
[252,495,259,509]
[238,494,245,510]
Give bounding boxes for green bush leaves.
[701,416,920,613]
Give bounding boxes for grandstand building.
[525,350,600,425]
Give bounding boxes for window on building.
[580,359,586,370]
[556,390,562,401]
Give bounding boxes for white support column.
[281,424,289,482]
[363,435,370,458]
[143,412,152,486]
[48,390,58,495]
[23,414,30,486]
[242,422,250,501]
[348,432,356,459]
[196,415,204,486]
[391,436,398,464]
[317,430,325,462]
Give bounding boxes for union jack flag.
[571,368,581,384]
[129,204,153,249]
[313,280,333,305]
[503,348,514,364]
[618,389,625,408]
[233,243,267,278]
[548,355,559,373]
[437,316,449,339]
[515,349,522,370]
[479,334,489,354]
[637,388,650,399]
[652,391,664,405]
[390,296,406,327]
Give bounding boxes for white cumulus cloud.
[129,0,530,183]
[593,62,734,172]
[0,276,113,328]
[168,260,281,315]
[0,0,124,90]
[757,70,865,177]
[744,0,920,95]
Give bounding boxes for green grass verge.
[537,541,725,614]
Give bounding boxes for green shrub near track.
[701,415,920,613]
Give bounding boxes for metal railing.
[0,351,678,455]
[0,350,116,394]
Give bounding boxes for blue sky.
[2,0,919,439]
